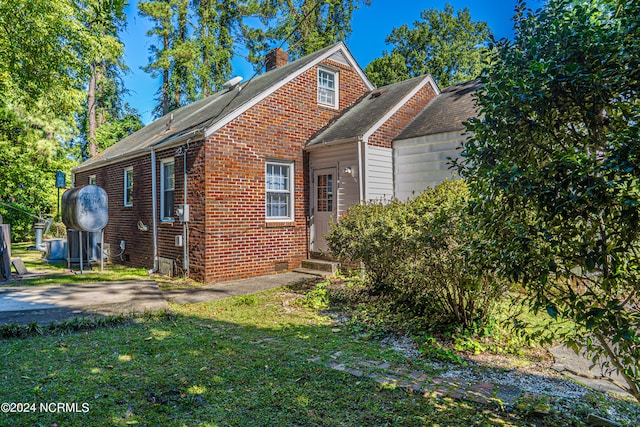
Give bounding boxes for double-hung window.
[266,161,294,221]
[318,68,338,108]
[124,167,133,207]
[161,160,175,221]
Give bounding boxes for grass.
[0,289,541,427]
[1,245,639,426]
[7,242,192,289]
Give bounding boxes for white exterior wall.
[393,130,465,201]
[365,145,394,202]
[308,142,360,218]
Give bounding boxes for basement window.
[266,161,294,221]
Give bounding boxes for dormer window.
[318,67,338,108]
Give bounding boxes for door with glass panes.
[312,168,336,252]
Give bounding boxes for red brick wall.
[201,58,368,283]
[74,57,369,284]
[368,81,438,148]
[74,155,155,268]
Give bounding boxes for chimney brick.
[265,48,289,71]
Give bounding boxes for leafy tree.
[365,3,491,87]
[243,0,370,67]
[0,0,91,229]
[139,0,175,116]
[80,0,136,158]
[457,0,640,400]
[140,0,244,116]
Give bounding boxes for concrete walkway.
[0,280,168,325]
[0,272,316,325]
[550,344,632,398]
[163,272,316,304]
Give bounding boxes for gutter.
[304,136,359,152]
[73,128,205,174]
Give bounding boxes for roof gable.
[306,75,438,148]
[395,80,482,141]
[74,42,373,173]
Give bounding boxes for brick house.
[72,42,441,283]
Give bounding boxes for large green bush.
[327,179,507,330]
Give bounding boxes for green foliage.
[296,281,330,309]
[0,203,38,243]
[243,0,370,66]
[365,3,492,87]
[139,0,246,117]
[457,0,640,401]
[327,179,507,331]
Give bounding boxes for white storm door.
[313,168,336,252]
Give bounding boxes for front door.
[313,168,336,253]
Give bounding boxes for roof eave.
[72,128,204,174]
[304,136,361,151]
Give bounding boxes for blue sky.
[120,0,543,124]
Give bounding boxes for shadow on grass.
[0,301,546,427]
[0,289,638,427]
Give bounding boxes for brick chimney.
[265,48,289,72]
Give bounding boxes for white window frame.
[160,159,175,221]
[124,167,133,207]
[318,67,339,109]
[88,175,96,185]
[265,160,294,222]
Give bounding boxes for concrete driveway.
[0,280,168,325]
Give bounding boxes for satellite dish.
[223,76,243,90]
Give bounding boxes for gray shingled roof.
[395,80,481,141]
[306,75,434,147]
[74,43,353,173]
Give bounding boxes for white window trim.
[88,175,96,185]
[124,167,133,207]
[265,160,295,222]
[318,67,339,109]
[160,159,175,222]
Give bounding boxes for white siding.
[365,145,393,202]
[393,131,465,201]
[308,142,359,217]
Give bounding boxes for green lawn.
[8,242,188,290]
[1,245,638,426]
[0,289,547,427]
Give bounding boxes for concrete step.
[293,267,334,278]
[301,258,339,274]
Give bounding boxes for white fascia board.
[362,75,440,142]
[204,42,374,138]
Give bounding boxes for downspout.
[183,142,189,277]
[150,149,159,273]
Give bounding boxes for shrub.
[327,179,507,331]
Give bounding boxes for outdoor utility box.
[177,204,190,222]
[66,230,105,264]
[44,238,66,263]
